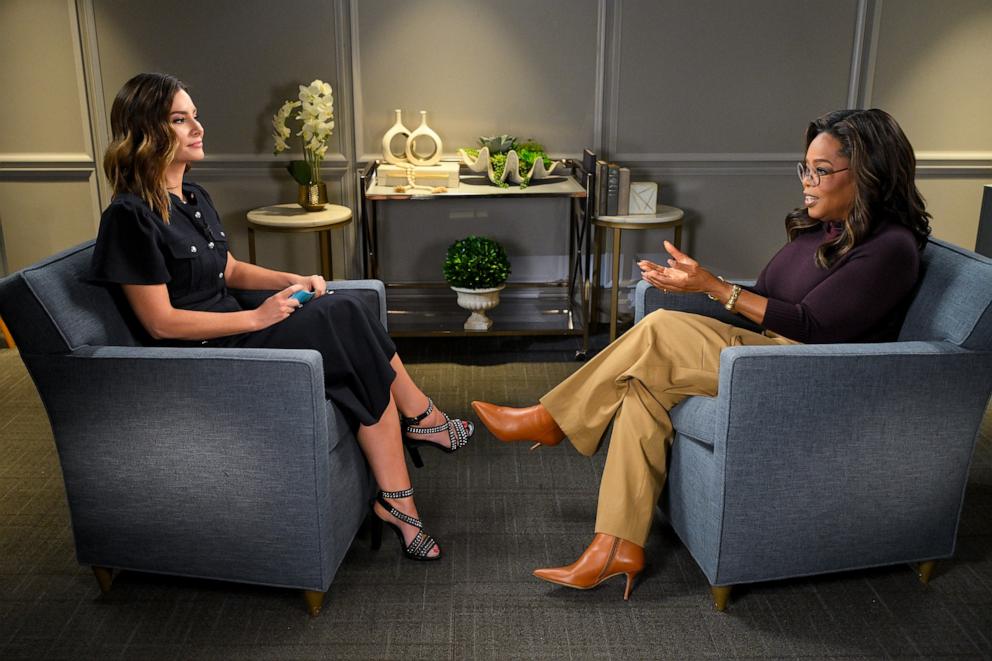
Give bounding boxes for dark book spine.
[606,163,620,216]
[596,160,608,217]
[582,149,596,177]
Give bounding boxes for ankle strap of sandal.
[400,398,433,426]
[379,487,414,499]
[376,491,423,529]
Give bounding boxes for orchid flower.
[272,80,334,184]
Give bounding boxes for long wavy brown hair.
[103,73,188,223]
[786,109,931,268]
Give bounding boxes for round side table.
[592,205,685,341]
[246,204,352,280]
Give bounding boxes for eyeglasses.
[796,162,849,187]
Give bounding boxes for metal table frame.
[357,160,595,357]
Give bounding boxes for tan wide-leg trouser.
[540,309,797,546]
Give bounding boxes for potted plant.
[271,79,335,210]
[442,236,511,330]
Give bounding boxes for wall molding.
[862,0,883,108]
[348,0,368,168]
[74,0,109,211]
[0,170,95,182]
[0,153,95,167]
[599,0,617,159]
[0,152,96,180]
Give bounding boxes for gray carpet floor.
[1,338,991,660]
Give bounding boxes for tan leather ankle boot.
[470,401,565,447]
[532,533,644,600]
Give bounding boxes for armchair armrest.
[634,280,762,333]
[714,340,992,452]
[230,279,388,330]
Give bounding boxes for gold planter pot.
[298,182,328,211]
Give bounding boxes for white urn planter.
[450,285,504,331]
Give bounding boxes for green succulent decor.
[479,134,517,154]
[442,236,511,289]
[460,135,554,188]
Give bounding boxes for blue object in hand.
[290,290,314,304]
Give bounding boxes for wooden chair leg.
[92,566,114,594]
[916,560,937,585]
[303,590,326,617]
[0,317,14,349]
[710,585,732,612]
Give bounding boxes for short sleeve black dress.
[90,182,397,429]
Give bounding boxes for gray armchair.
[633,237,992,611]
[0,240,386,616]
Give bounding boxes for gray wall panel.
[615,0,858,157]
[0,1,90,156]
[917,177,988,250]
[355,0,599,160]
[0,178,98,272]
[93,0,341,157]
[872,0,992,153]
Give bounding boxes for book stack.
[377,162,460,188]
[593,161,633,217]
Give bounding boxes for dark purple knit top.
[749,221,920,343]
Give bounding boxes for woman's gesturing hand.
[638,240,722,294]
[254,285,305,329]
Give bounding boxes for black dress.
[90,182,396,429]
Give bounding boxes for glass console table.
[357,160,594,358]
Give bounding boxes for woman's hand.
[638,240,724,295]
[293,274,327,297]
[253,284,305,329]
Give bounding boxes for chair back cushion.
[0,241,144,354]
[898,238,992,350]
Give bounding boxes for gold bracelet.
[706,276,725,302]
[725,284,742,312]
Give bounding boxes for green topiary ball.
[442,236,511,289]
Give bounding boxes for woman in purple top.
[472,109,932,599]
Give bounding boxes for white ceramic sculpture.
[405,111,442,167]
[457,147,563,186]
[381,109,411,166]
[460,146,490,173]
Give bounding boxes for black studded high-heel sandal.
[400,398,474,468]
[371,488,441,561]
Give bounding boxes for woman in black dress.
[91,72,471,561]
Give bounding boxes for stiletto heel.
[373,488,441,561]
[370,513,383,550]
[623,572,638,601]
[404,443,424,469]
[400,398,473,468]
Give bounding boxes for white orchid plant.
[272,79,335,186]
